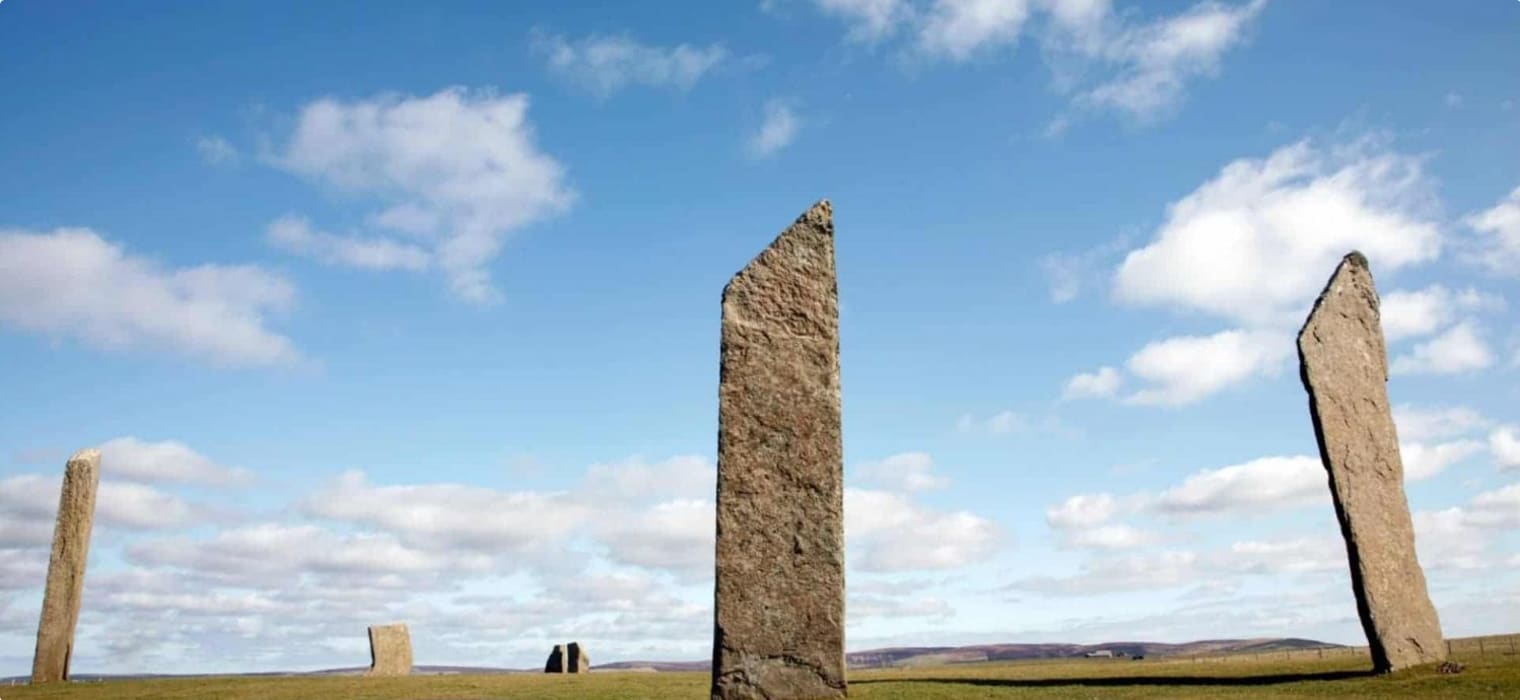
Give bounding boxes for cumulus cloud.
[807,0,914,42]
[266,215,431,271]
[1061,366,1122,399]
[1153,455,1325,515]
[532,32,728,97]
[1394,404,1491,442]
[1123,329,1290,406]
[1045,492,1118,529]
[0,228,300,367]
[1400,439,1485,481]
[1380,285,1503,342]
[917,0,1032,60]
[1390,321,1494,375]
[1490,426,1520,470]
[593,499,712,576]
[747,99,801,159]
[1,473,198,535]
[99,437,251,487]
[1464,185,1520,274]
[846,489,1001,571]
[275,87,575,303]
[855,452,950,491]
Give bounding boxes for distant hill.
[2,637,1343,681]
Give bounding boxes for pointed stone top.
[68,449,101,465]
[723,200,836,312]
[1342,250,1369,270]
[1298,250,1380,345]
[795,199,832,230]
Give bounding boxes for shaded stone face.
[567,642,590,673]
[32,449,102,684]
[711,201,846,700]
[545,644,567,673]
[1298,251,1447,673]
[365,623,413,677]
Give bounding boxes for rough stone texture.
[31,449,102,684]
[567,642,590,673]
[365,623,413,676]
[1298,251,1447,673]
[545,644,567,673]
[711,201,846,700]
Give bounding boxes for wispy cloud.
[532,31,728,98]
[747,98,801,158]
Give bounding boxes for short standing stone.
[1298,251,1447,672]
[365,623,413,677]
[567,642,590,673]
[31,449,102,684]
[544,644,567,673]
[711,201,846,700]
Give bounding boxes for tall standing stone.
[365,623,413,677]
[1298,251,1447,672]
[712,201,846,700]
[31,449,102,684]
[566,641,590,673]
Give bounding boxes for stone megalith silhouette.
[365,623,412,676]
[545,643,567,673]
[31,449,102,684]
[567,641,590,673]
[711,201,846,700]
[1298,251,1446,672]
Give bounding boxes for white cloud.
[580,455,714,503]
[1010,550,1199,595]
[96,481,198,530]
[954,410,1033,434]
[532,32,727,98]
[1400,439,1484,481]
[1122,329,1290,406]
[195,135,239,166]
[0,228,300,367]
[266,215,431,271]
[1465,185,1520,274]
[917,0,1031,60]
[856,452,950,491]
[1045,492,1117,529]
[1070,0,1268,120]
[1063,523,1156,550]
[1113,140,1440,327]
[809,0,915,42]
[99,437,252,487]
[747,99,801,159]
[1391,321,1494,375]
[1153,455,1325,515]
[593,499,712,575]
[276,87,575,303]
[1490,426,1520,471]
[1393,404,1491,442]
[130,523,490,578]
[0,472,198,534]
[1380,285,1503,342]
[846,489,1001,571]
[1061,365,1122,399]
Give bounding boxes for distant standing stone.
[712,201,846,700]
[365,623,413,677]
[31,449,102,684]
[545,644,567,673]
[1298,251,1447,673]
[567,642,590,673]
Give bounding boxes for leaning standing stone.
[31,449,102,684]
[544,644,567,673]
[1298,251,1447,672]
[712,201,846,699]
[567,641,590,673]
[365,623,413,676]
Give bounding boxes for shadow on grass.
[853,670,1375,689]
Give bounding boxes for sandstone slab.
[711,201,846,699]
[567,641,589,673]
[545,644,567,673]
[366,623,413,677]
[1298,251,1446,672]
[32,449,101,684]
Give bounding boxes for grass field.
[6,652,1519,700]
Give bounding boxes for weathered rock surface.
[365,623,413,676]
[545,644,567,673]
[1298,251,1447,673]
[712,201,846,700]
[567,642,590,673]
[32,449,102,684]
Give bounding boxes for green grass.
[7,653,1519,699]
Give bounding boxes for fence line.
[1160,634,1520,665]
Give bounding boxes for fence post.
[1480,638,1486,656]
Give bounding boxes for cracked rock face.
[1298,251,1447,673]
[32,449,101,684]
[711,201,846,700]
[366,623,413,677]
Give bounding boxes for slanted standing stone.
[545,644,567,673]
[567,642,590,673]
[712,201,846,700]
[1298,251,1447,672]
[365,623,412,677]
[32,449,102,684]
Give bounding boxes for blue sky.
[1,0,1519,675]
